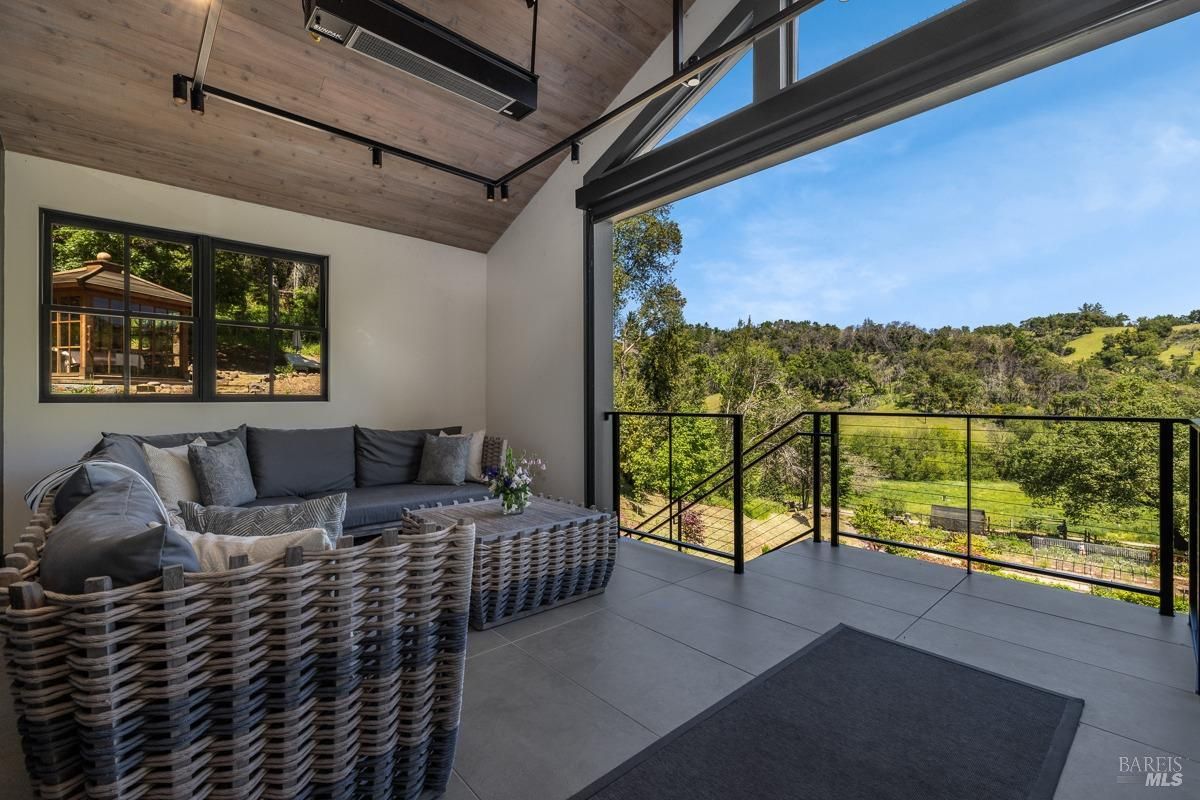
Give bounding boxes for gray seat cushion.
[354,425,462,487]
[248,426,356,498]
[308,483,490,531]
[41,477,199,593]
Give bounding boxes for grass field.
[853,478,1159,545]
[1061,326,1125,362]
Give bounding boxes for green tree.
[612,206,682,330]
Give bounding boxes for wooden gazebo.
[50,252,191,384]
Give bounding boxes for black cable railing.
[609,408,1197,692]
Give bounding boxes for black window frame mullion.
[39,209,329,404]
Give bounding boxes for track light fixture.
[500,183,510,202]
[172,74,189,105]
[371,147,383,168]
[190,85,206,114]
[570,141,581,163]
[486,184,496,202]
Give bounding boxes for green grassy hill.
[1061,326,1125,362]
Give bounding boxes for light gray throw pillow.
[178,493,347,539]
[189,437,256,507]
[416,434,469,486]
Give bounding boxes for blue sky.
[658,3,1200,330]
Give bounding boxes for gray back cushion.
[178,494,347,539]
[189,438,257,507]
[355,425,462,487]
[58,425,248,519]
[41,477,199,594]
[416,434,470,486]
[247,427,356,497]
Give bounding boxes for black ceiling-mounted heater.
[302,0,539,119]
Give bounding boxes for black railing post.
[733,414,745,574]
[812,413,822,544]
[1158,421,1175,617]
[669,416,678,550]
[830,413,840,547]
[965,417,973,574]
[1189,424,1198,693]
[611,413,621,529]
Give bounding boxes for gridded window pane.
[50,225,127,312]
[50,224,124,275]
[48,313,127,397]
[130,319,194,396]
[129,236,193,315]
[214,250,271,323]
[273,330,324,397]
[215,325,272,396]
[275,260,322,328]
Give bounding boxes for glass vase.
[501,494,526,515]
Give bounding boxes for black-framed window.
[40,210,328,402]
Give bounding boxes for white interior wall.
[484,0,738,505]
[2,153,488,546]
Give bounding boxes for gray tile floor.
[2,538,1195,799]
[453,538,1200,800]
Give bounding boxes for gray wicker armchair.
[1,503,475,800]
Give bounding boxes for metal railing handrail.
[607,408,821,534]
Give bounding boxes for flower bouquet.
[485,449,546,515]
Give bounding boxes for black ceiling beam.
[493,0,823,187]
[577,0,1200,219]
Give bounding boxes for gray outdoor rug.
[570,624,1083,800]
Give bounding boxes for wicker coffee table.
[417,497,618,630]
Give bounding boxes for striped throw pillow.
[178,493,347,539]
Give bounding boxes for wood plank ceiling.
[0,1,680,252]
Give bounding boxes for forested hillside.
[614,208,1195,605]
[614,207,1200,425]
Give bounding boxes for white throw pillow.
[176,527,332,572]
[142,438,206,510]
[441,429,486,482]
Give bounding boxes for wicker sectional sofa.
[2,504,475,800]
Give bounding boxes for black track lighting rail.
[173,0,818,201]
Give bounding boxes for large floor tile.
[454,644,656,800]
[748,549,949,616]
[609,584,820,674]
[615,538,718,583]
[777,539,966,589]
[954,572,1193,646]
[924,592,1196,692]
[466,627,507,659]
[516,610,751,735]
[443,771,481,800]
[900,619,1200,762]
[490,594,607,642]
[593,563,671,606]
[1054,724,1197,799]
[680,566,917,639]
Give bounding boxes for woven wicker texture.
[1,499,473,800]
[418,497,618,631]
